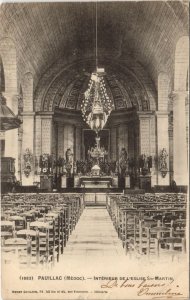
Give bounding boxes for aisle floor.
[63,207,125,257]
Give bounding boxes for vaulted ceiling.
[0,1,189,111]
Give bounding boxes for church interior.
[0,1,189,269]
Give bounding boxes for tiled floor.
[63,207,125,257]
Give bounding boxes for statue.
[139,154,152,175]
[159,148,168,178]
[65,148,73,164]
[39,153,52,174]
[119,148,128,177]
[23,148,33,177]
[65,148,73,176]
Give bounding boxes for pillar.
[75,126,82,160]
[21,112,35,185]
[172,91,188,186]
[4,94,19,179]
[34,113,54,182]
[128,122,135,159]
[138,112,152,156]
[63,124,75,156]
[118,124,128,155]
[0,131,5,156]
[156,111,170,186]
[34,114,42,178]
[41,114,53,154]
[138,112,156,185]
[110,126,117,161]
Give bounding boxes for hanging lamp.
[81,2,114,134]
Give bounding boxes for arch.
[38,60,156,112]
[34,56,157,112]
[174,36,189,91]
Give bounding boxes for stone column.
[0,131,5,157]
[128,122,135,159]
[168,113,173,184]
[172,91,188,186]
[155,111,170,186]
[4,93,19,178]
[41,113,54,154]
[138,112,152,156]
[75,126,82,160]
[118,124,128,154]
[34,113,54,183]
[57,123,64,158]
[110,126,117,161]
[138,112,156,186]
[63,124,75,157]
[34,114,42,180]
[21,112,35,185]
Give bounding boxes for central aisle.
[64,207,125,256]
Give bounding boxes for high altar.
[76,135,113,188]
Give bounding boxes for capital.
[169,90,188,102]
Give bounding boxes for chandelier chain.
[95,0,98,69]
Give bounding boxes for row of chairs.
[107,193,187,261]
[1,193,85,268]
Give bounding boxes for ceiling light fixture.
[81,2,114,135]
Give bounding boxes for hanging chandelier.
[81,3,114,134]
[81,68,113,133]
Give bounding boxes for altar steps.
[58,187,123,193]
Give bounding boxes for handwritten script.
[101,278,183,298]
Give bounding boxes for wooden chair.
[1,237,31,267]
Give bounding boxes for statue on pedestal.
[39,153,52,175]
[119,148,128,177]
[65,148,73,176]
[159,148,168,178]
[139,154,152,175]
[23,148,33,177]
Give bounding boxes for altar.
[79,176,113,188]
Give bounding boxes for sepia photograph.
[0,0,189,299]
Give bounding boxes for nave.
[1,192,188,300]
[1,192,187,268]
